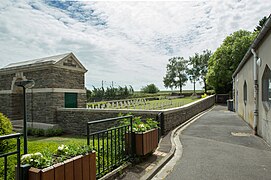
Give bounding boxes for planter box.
[135,128,158,156]
[126,128,159,156]
[28,152,96,180]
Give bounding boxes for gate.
[87,115,134,178]
[0,133,21,180]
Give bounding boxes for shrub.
[27,128,63,137]
[44,128,63,137]
[141,84,160,94]
[0,112,13,152]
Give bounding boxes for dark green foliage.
[27,128,63,137]
[87,85,134,102]
[254,16,268,32]
[206,30,257,93]
[141,84,159,94]
[163,57,188,93]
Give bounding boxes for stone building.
[0,52,87,127]
[232,15,271,144]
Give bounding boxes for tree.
[141,84,159,93]
[206,30,257,93]
[187,55,200,96]
[163,57,188,93]
[198,50,212,93]
[254,16,268,32]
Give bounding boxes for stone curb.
[140,106,215,180]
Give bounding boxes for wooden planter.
[125,128,159,156]
[135,128,158,156]
[28,152,96,180]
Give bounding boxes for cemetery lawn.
[134,97,199,110]
[88,96,200,110]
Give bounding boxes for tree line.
[164,16,268,94]
[87,85,134,102]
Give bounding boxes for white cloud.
[0,0,270,91]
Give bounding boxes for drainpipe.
[232,77,235,112]
[251,48,258,134]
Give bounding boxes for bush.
[141,84,160,94]
[0,112,13,152]
[27,128,63,137]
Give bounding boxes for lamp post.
[15,80,35,154]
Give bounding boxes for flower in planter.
[21,152,53,169]
[119,114,159,133]
[21,144,94,169]
[57,144,69,155]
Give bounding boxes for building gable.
[55,53,87,73]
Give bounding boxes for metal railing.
[0,133,21,180]
[87,115,134,178]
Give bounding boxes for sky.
[0,0,270,91]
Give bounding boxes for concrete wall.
[57,95,215,135]
[234,30,271,145]
[234,55,254,126]
[257,30,271,143]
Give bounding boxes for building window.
[243,81,247,105]
[262,65,271,110]
[65,93,77,108]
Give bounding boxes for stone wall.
[0,93,23,120]
[25,92,86,124]
[57,95,215,135]
[0,73,15,90]
[162,95,215,133]
[24,67,85,89]
[0,67,86,123]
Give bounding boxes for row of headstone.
[88,99,186,110]
[88,98,147,109]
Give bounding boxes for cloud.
[0,0,270,90]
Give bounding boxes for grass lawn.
[27,135,87,153]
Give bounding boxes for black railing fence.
[0,133,21,180]
[87,115,134,178]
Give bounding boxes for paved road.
[166,105,271,180]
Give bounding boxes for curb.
[141,106,215,180]
[98,162,132,180]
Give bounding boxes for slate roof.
[3,52,71,69]
[0,52,87,73]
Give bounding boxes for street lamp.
[15,80,35,154]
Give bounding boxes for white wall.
[234,30,271,145]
